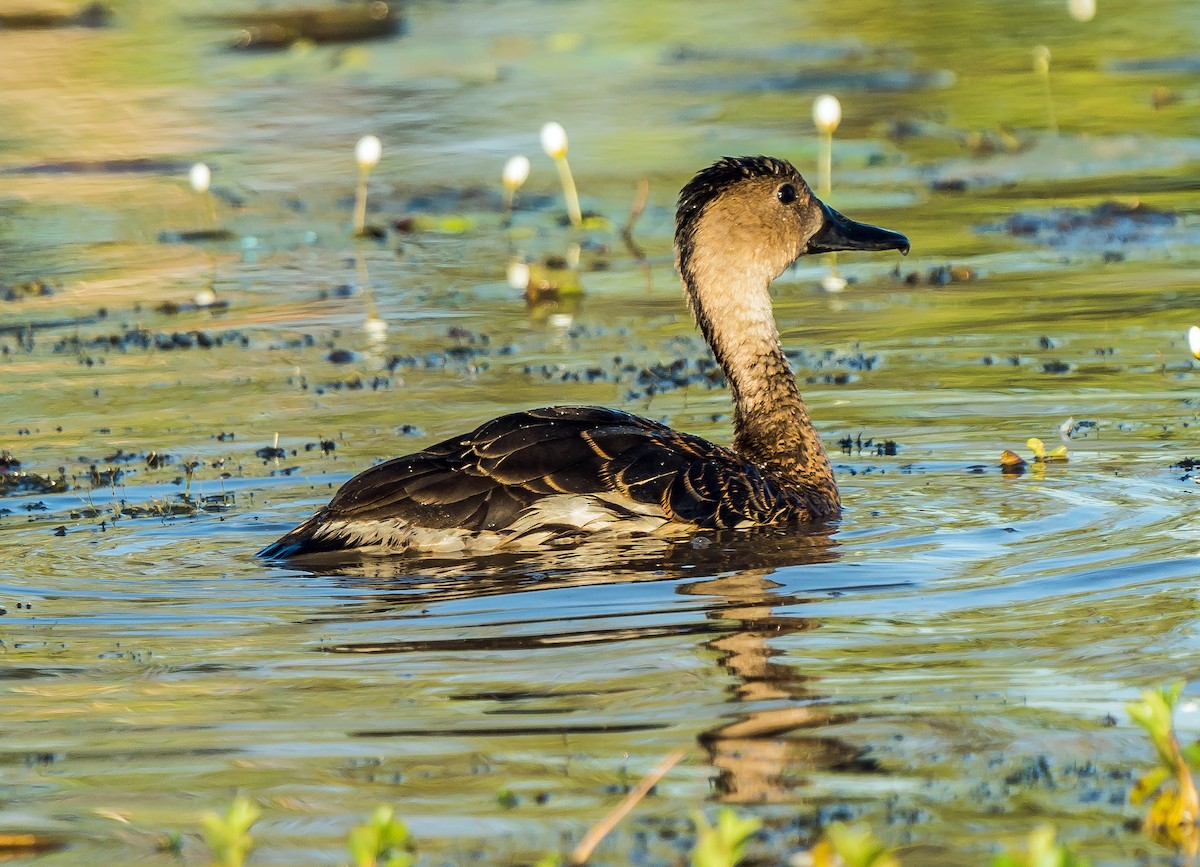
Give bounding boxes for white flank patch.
[311,494,680,555]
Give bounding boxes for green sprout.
[346,805,414,867]
[810,822,898,867]
[690,808,761,867]
[991,825,1090,867]
[1032,46,1058,136]
[199,796,261,867]
[1128,682,1200,856]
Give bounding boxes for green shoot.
[991,825,1090,867]
[346,805,414,867]
[810,822,898,867]
[690,808,761,867]
[199,796,260,867]
[1032,46,1058,136]
[1128,682,1200,855]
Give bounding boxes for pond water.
[3,0,1200,864]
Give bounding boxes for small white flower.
[355,135,382,170]
[1033,45,1051,75]
[503,155,530,189]
[189,162,211,193]
[1188,325,1200,360]
[507,261,530,289]
[540,122,568,159]
[1067,0,1096,22]
[812,95,842,134]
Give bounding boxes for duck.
[258,156,909,559]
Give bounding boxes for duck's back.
[257,405,821,559]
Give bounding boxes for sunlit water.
[2,0,1200,864]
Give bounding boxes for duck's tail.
[257,509,335,560]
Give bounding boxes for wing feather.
[258,405,818,558]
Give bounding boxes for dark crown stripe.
[674,156,797,277]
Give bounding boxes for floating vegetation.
[200,796,260,867]
[1,279,55,301]
[983,200,1183,252]
[1128,683,1200,857]
[0,832,68,858]
[892,263,977,285]
[203,2,403,50]
[838,434,898,457]
[808,822,898,867]
[1001,436,1069,475]
[2,157,189,175]
[0,3,110,29]
[347,805,414,867]
[0,468,66,497]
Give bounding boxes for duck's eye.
[777,184,797,205]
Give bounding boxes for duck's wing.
[258,405,801,558]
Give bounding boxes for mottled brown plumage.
[259,156,909,559]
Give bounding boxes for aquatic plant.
[540,121,582,228]
[811,94,841,199]
[562,748,685,865]
[1032,46,1058,135]
[353,135,382,236]
[501,154,530,225]
[991,825,1091,867]
[190,162,216,228]
[1001,435,1069,475]
[811,95,847,291]
[1127,682,1200,856]
[690,808,761,867]
[1067,0,1096,22]
[199,796,260,867]
[808,822,898,867]
[346,805,414,867]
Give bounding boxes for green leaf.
[347,805,413,867]
[199,796,260,867]
[821,823,899,867]
[1130,767,1171,806]
[690,808,761,867]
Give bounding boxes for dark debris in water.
[839,435,899,457]
[49,326,250,356]
[982,200,1184,252]
[157,228,238,244]
[2,156,187,175]
[892,264,977,286]
[2,279,56,301]
[0,469,66,497]
[201,1,404,51]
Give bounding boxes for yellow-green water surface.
[2,0,1200,863]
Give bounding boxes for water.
[2,0,1200,863]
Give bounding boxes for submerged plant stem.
[569,748,686,865]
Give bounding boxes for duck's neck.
[686,266,839,514]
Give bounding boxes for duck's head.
[675,155,909,286]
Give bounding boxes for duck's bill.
[806,202,910,255]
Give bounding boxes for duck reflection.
[684,569,877,803]
[282,525,894,803]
